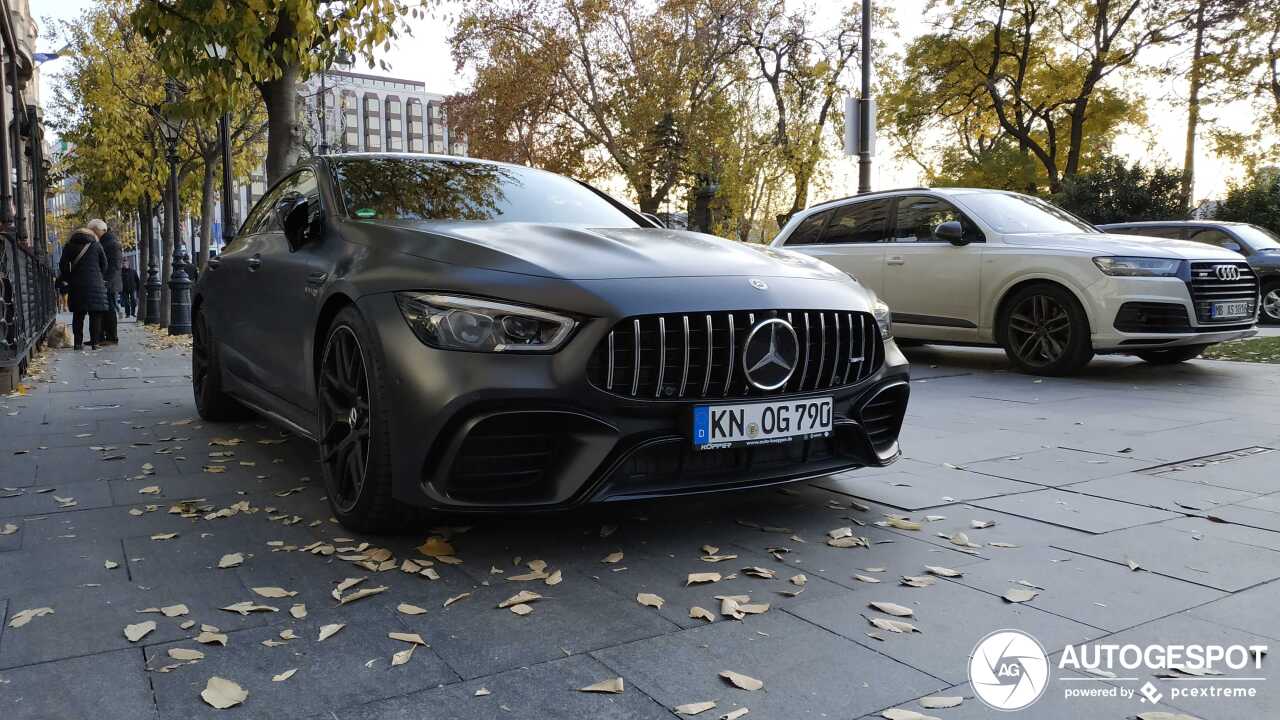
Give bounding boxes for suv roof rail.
[808,187,932,210]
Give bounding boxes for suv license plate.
[1210,301,1251,319]
[693,398,832,450]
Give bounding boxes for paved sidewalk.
[1,317,1278,719]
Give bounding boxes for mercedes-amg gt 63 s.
[193,154,909,530]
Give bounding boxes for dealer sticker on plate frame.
[693,397,833,450]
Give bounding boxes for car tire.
[316,306,412,533]
[1261,280,1280,325]
[192,308,251,421]
[999,283,1094,376]
[1135,345,1208,365]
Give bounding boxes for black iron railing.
[0,233,56,374]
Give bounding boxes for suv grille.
[586,310,883,400]
[1187,261,1258,324]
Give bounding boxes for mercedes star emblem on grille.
[742,318,799,391]
[1214,265,1241,281]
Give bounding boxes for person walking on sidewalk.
[57,228,110,350]
[120,261,140,318]
[88,219,122,345]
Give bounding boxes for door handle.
[886,256,905,266]
[306,271,329,286]
[207,257,221,270]
[247,255,262,271]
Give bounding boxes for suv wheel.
[1261,280,1280,325]
[1136,345,1208,365]
[317,307,412,532]
[999,284,1094,376]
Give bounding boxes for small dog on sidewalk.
[46,322,73,349]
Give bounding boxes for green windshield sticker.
[354,208,377,218]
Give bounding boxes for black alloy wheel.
[318,324,372,514]
[1000,284,1093,376]
[192,309,248,421]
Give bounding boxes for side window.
[251,170,319,235]
[892,196,973,242]
[1187,228,1244,253]
[821,199,890,244]
[240,190,280,237]
[1125,226,1185,240]
[785,210,830,246]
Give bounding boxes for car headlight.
[1092,257,1183,277]
[395,293,577,353]
[872,298,893,340]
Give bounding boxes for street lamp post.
[159,79,192,336]
[204,44,236,257]
[143,194,162,325]
[856,0,873,193]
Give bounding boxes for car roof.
[1098,220,1243,228]
[805,186,1015,211]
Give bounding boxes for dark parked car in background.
[1099,221,1280,324]
[192,153,909,530]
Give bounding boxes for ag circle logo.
[968,629,1050,711]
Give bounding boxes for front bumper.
[1085,275,1258,352]
[358,292,910,511]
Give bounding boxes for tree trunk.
[199,158,216,270]
[1181,2,1207,214]
[778,171,810,229]
[260,63,301,185]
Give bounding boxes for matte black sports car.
[193,154,909,530]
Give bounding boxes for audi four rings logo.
[741,318,799,391]
[1215,265,1241,281]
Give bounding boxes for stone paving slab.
[1186,578,1280,641]
[961,447,1153,487]
[594,610,946,719]
[0,648,157,720]
[972,488,1181,533]
[145,613,460,720]
[1066,472,1259,514]
[947,545,1226,632]
[786,576,1104,685]
[335,655,672,719]
[0,537,127,597]
[1053,524,1280,592]
[899,428,1052,466]
[1159,515,1280,552]
[1204,502,1280,532]
[816,461,1039,510]
[1087,613,1276,719]
[0,480,114,518]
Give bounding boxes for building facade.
[222,69,468,246]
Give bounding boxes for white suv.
[771,188,1259,375]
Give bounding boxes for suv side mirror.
[279,195,317,250]
[934,220,968,246]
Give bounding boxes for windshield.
[957,192,1097,234]
[331,157,641,227]
[1234,224,1280,252]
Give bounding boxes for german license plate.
[1210,301,1251,319]
[693,397,832,450]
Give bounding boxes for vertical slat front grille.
[1187,261,1258,324]
[587,309,884,401]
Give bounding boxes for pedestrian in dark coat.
[89,219,122,343]
[120,262,141,318]
[57,228,109,349]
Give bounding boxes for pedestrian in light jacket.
[89,218,122,344]
[57,228,110,350]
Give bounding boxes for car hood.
[351,220,851,281]
[1004,232,1247,261]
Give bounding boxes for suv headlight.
[872,298,893,340]
[396,293,577,353]
[1092,256,1183,277]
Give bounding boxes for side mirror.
[934,220,967,246]
[279,195,315,250]
[1223,242,1244,255]
[641,212,666,228]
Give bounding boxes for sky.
[35,0,1256,204]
